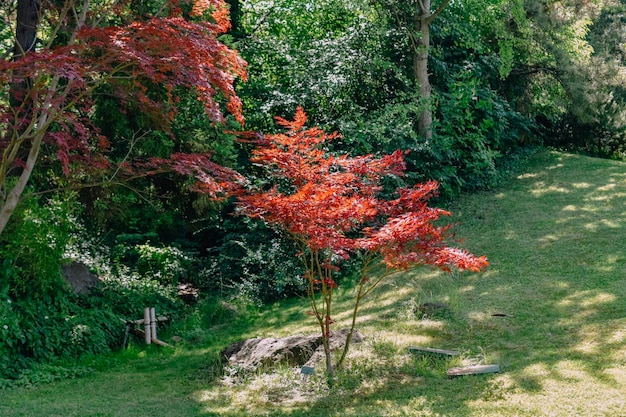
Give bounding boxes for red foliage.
[238,107,488,272]
[141,153,246,199]
[237,109,487,379]
[0,0,246,192]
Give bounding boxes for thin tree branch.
[427,0,451,24]
[107,130,149,182]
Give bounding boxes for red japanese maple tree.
[0,0,246,234]
[237,108,488,383]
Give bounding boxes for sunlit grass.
[3,150,626,416]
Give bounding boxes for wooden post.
[150,307,157,342]
[144,307,151,345]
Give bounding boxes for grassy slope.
[2,150,626,416]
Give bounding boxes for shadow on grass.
[11,151,620,416]
[193,151,626,416]
[442,152,626,401]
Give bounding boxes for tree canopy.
[0,0,247,234]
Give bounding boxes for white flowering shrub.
[135,243,193,285]
[90,267,184,321]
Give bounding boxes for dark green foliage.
[237,0,410,132]
[0,194,77,297]
[426,74,535,196]
[0,263,185,380]
[238,0,541,201]
[500,1,626,158]
[0,289,124,380]
[86,78,242,250]
[0,193,186,380]
[203,217,306,305]
[548,3,626,159]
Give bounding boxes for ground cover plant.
[2,150,626,416]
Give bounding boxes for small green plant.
[0,364,93,389]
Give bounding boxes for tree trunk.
[410,0,452,140]
[0,0,42,234]
[0,122,46,235]
[413,1,432,140]
[323,335,334,386]
[226,0,242,38]
[11,0,40,107]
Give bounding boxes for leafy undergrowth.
[3,150,626,416]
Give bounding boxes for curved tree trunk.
[0,119,47,235]
[0,0,41,235]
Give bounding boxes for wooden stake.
[150,307,157,342]
[144,307,151,345]
[150,338,171,347]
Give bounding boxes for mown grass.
[3,150,626,416]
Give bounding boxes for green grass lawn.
[2,150,626,416]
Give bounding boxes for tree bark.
[0,115,47,234]
[11,0,40,107]
[413,0,432,140]
[0,0,41,234]
[411,0,451,140]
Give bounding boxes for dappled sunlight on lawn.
[187,150,626,417]
[569,320,626,357]
[529,183,571,196]
[556,290,616,310]
[583,218,623,230]
[496,360,626,415]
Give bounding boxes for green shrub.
[0,290,124,380]
[0,363,93,389]
[0,194,78,297]
[204,217,306,305]
[0,195,187,379]
[88,269,185,322]
[135,243,194,285]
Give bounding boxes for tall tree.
[509,0,626,154]
[0,0,247,235]
[376,0,451,140]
